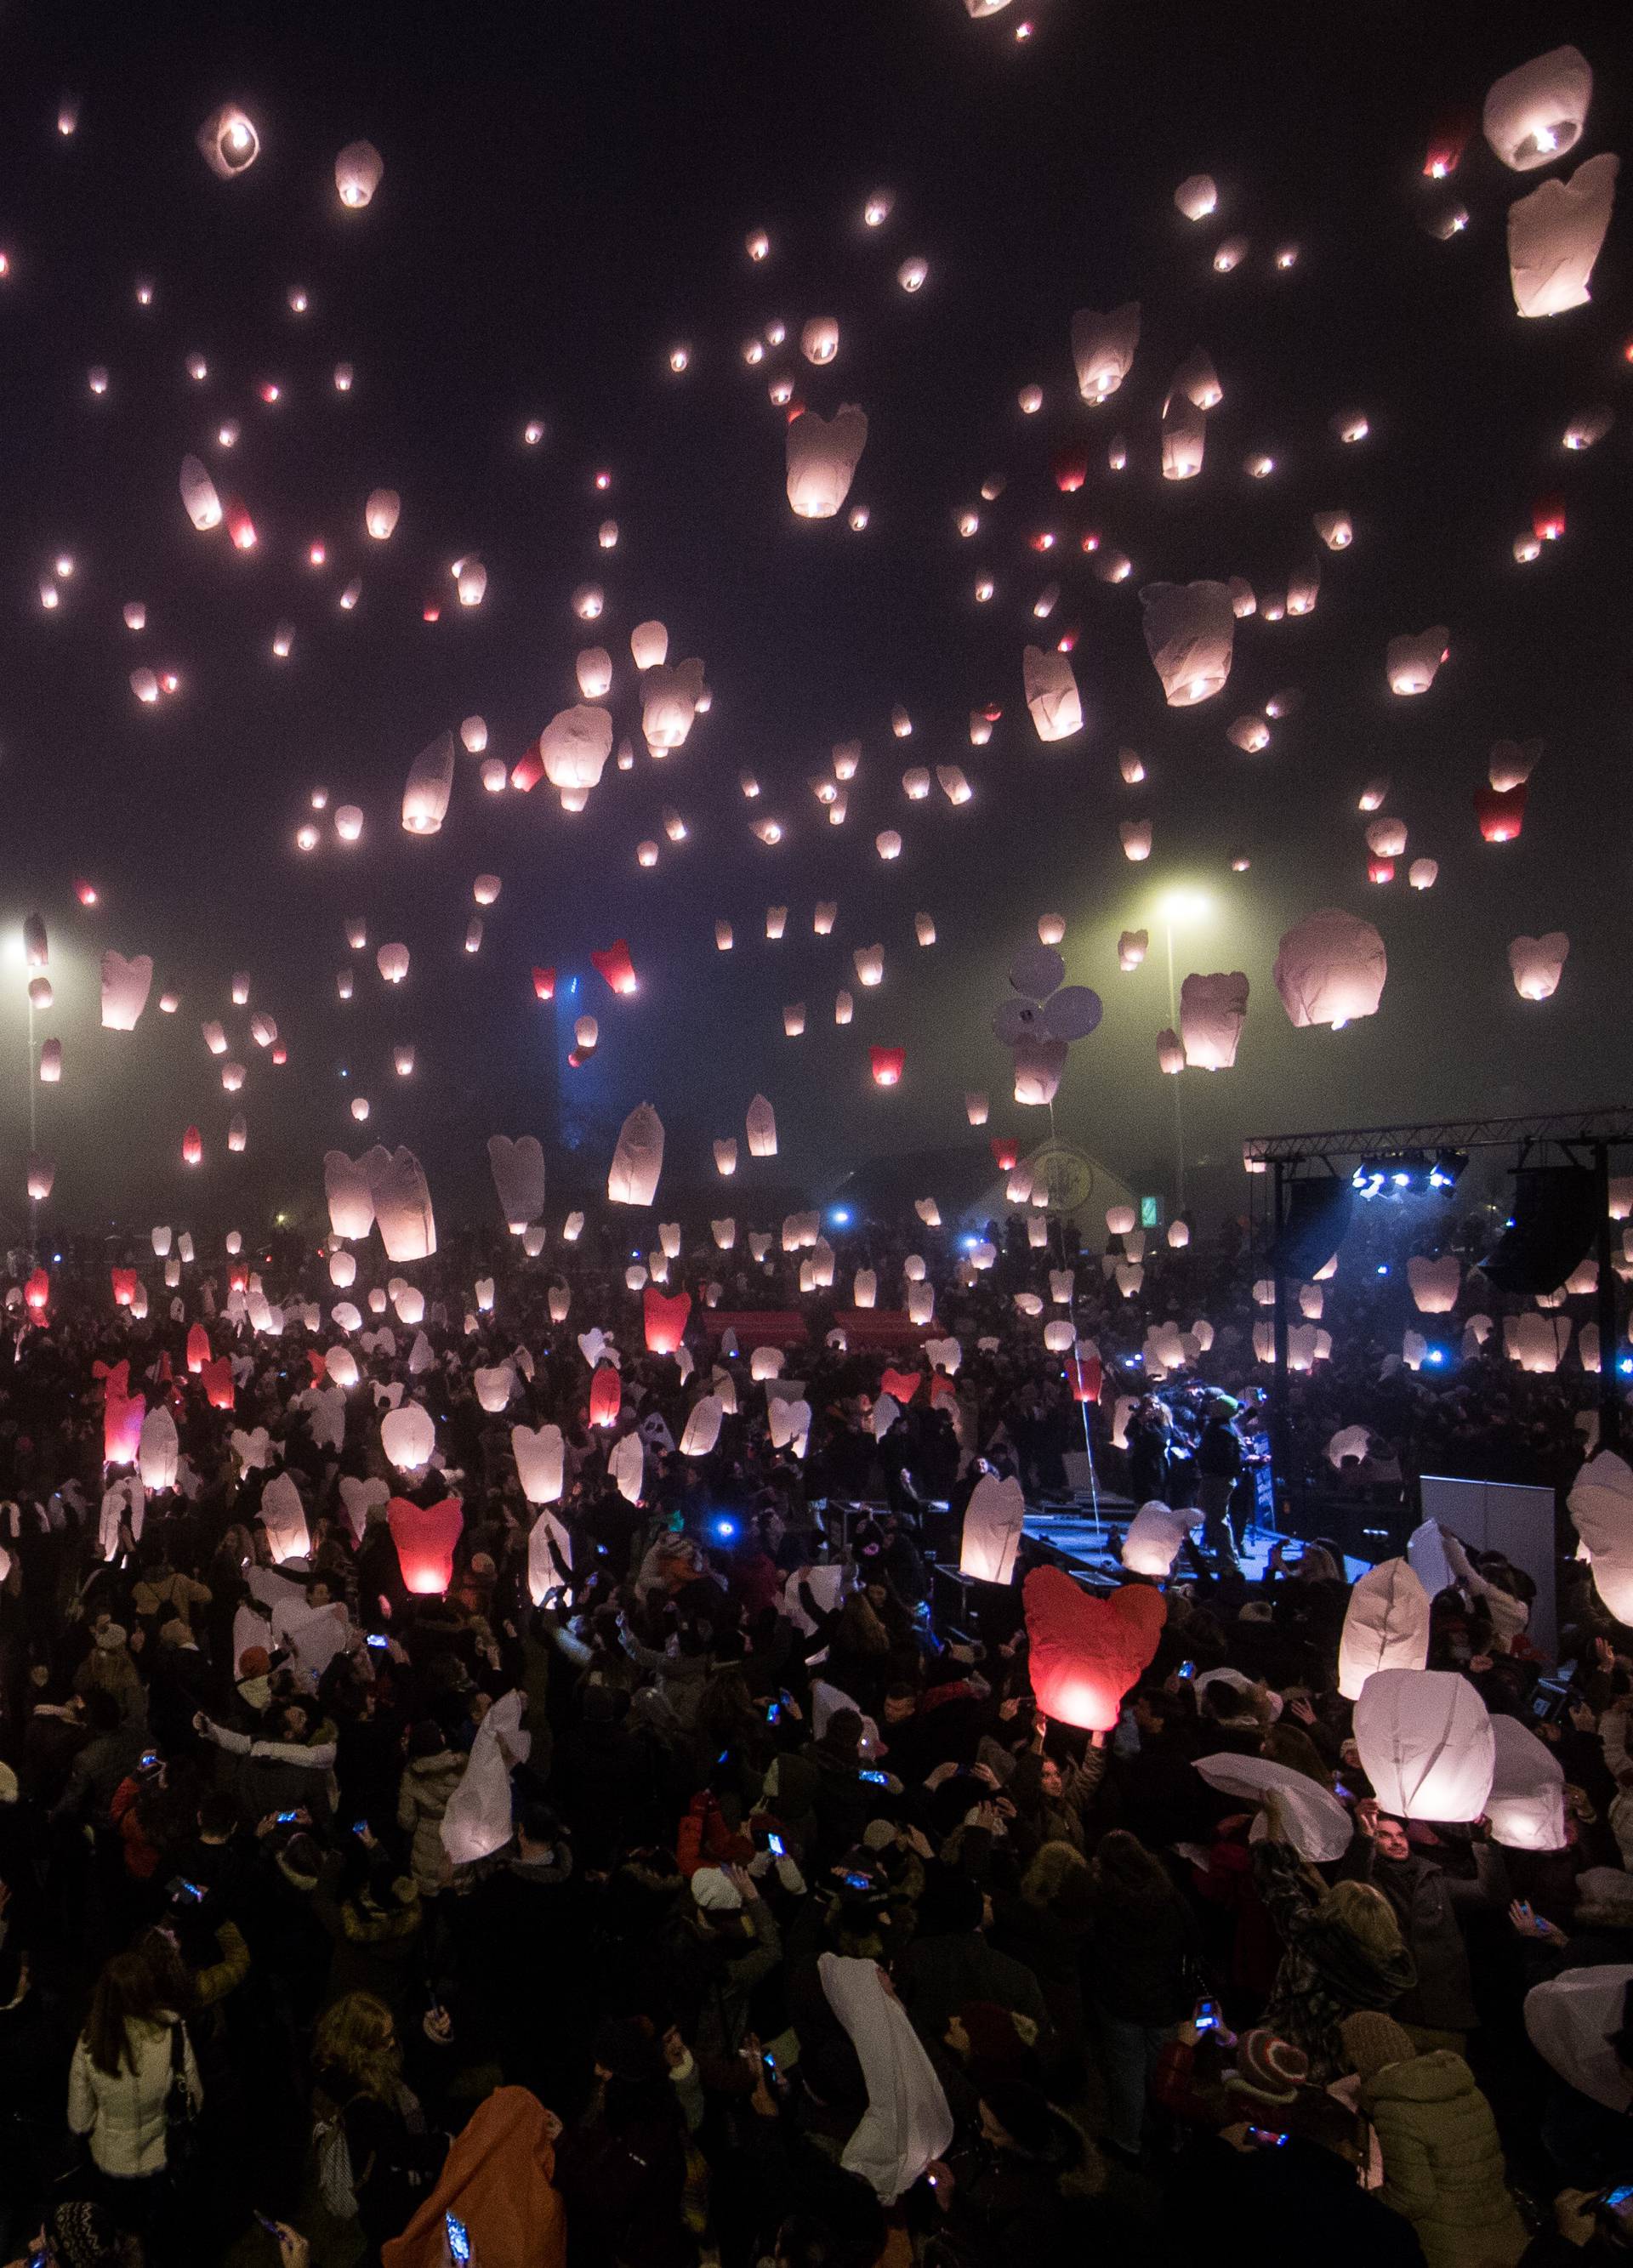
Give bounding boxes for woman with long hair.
[1254,1793,1417,2080]
[310,1991,446,2259]
[66,1941,201,2237]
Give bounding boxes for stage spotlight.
[1352,1148,1466,1198]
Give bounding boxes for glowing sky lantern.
[1482,44,1592,171]
[1174,173,1218,219]
[1569,1453,1633,1621]
[98,950,153,1032]
[1071,304,1139,403]
[644,1285,691,1355]
[381,1402,435,1474]
[487,1134,545,1231]
[870,1046,905,1087]
[369,1146,436,1260]
[1272,909,1386,1030]
[1140,581,1235,704]
[389,1495,463,1596]
[608,1101,664,1205]
[1487,1714,1567,1852]
[1505,1313,1571,1373]
[1408,859,1439,890]
[641,658,705,754]
[257,1473,309,1565]
[401,731,455,833]
[1476,783,1527,843]
[335,139,384,207]
[786,404,868,519]
[377,942,410,983]
[591,940,638,996]
[1121,1501,1194,1578]
[1354,1668,1494,1821]
[1022,644,1083,740]
[896,256,928,291]
[1120,821,1152,861]
[195,102,260,178]
[1510,933,1569,1001]
[960,1473,1026,1584]
[1180,970,1248,1069]
[1313,510,1353,549]
[1507,155,1619,317]
[539,703,613,792]
[179,454,223,531]
[1386,627,1448,695]
[743,1093,778,1159]
[714,1139,737,1176]
[364,487,401,539]
[324,1151,376,1240]
[1408,1255,1460,1313]
[801,315,839,364]
[1023,1568,1164,1732]
[1160,394,1205,479]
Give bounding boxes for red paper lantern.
[870,1046,905,1087]
[532,966,556,1002]
[592,940,638,996]
[272,1045,287,1065]
[990,1138,1018,1172]
[880,1366,921,1406]
[510,747,545,793]
[1052,446,1087,493]
[422,597,441,623]
[111,1268,139,1309]
[1023,1568,1165,1732]
[1532,497,1566,543]
[1421,112,1471,178]
[182,1125,202,1166]
[1066,1353,1101,1404]
[589,1365,621,1428]
[105,1390,145,1467]
[228,1263,248,1293]
[1475,783,1527,844]
[388,1495,464,1596]
[1368,858,1395,885]
[307,1349,329,1385]
[643,1285,692,1356]
[225,497,257,550]
[185,1323,211,1374]
[202,1357,235,1412]
[23,1267,48,1316]
[74,878,99,907]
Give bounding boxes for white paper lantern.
[1180,970,1248,1069]
[1386,628,1448,696]
[1486,1714,1567,1851]
[1070,304,1140,403]
[1272,910,1386,1030]
[487,1134,545,1232]
[335,139,384,209]
[1482,45,1592,171]
[1353,1668,1495,1822]
[1022,645,1083,741]
[1337,1559,1431,1700]
[608,1103,664,1206]
[746,1094,777,1157]
[959,1474,1025,1584]
[370,1148,436,1260]
[786,405,868,519]
[1509,933,1569,1001]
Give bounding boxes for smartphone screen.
[766,1831,785,1857]
[859,1768,889,1786]
[366,1633,389,1649]
[1179,1660,1196,1679]
[446,2210,471,2262]
[276,1810,298,1825]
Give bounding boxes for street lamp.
[1157,890,1211,1211]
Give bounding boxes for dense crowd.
[0,1211,1624,2268]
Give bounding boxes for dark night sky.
[0,0,1626,1237]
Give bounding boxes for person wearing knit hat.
[236,1644,271,1680]
[1339,2014,1528,2268]
[1226,2028,1310,2106]
[45,2198,141,2267]
[1339,2010,1416,2082]
[690,1863,744,1915]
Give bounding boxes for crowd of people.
[0,1206,1623,2268]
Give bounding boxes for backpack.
[314,2112,359,2221]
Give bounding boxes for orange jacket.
[382,2087,567,2268]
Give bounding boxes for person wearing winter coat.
[194,1694,339,1826]
[66,1943,202,2234]
[1254,1799,1417,2082]
[1342,1810,1510,2046]
[1340,2013,1527,2268]
[395,1722,467,1899]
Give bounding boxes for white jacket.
[67,2014,200,2177]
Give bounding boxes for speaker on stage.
[1482,1166,1597,1294]
[1268,1173,1353,1280]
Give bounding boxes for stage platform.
[1021,1495,1369,1585]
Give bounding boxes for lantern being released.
[1354,1668,1495,1822]
[1510,933,1569,1000]
[1022,1568,1165,1732]
[1272,910,1386,1030]
[1337,1559,1431,1699]
[608,1103,664,1206]
[389,1496,463,1595]
[959,1474,1026,1585]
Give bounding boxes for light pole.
[1158,890,1210,1215]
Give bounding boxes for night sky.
[0,0,1627,1238]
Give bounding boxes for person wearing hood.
[395,1721,466,1900]
[1340,2011,1528,2268]
[1341,1806,1510,2049]
[1254,1790,1417,2081]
